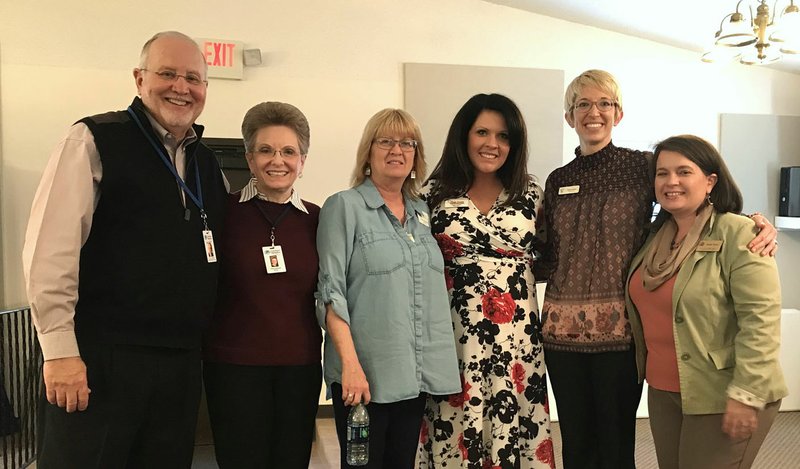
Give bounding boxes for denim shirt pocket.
[420,234,445,273]
[357,232,406,275]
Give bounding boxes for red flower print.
[448,374,471,408]
[458,433,468,460]
[544,393,550,414]
[434,233,463,261]
[481,459,501,469]
[511,362,526,393]
[444,268,454,290]
[419,420,429,444]
[494,247,524,257]
[481,288,515,324]
[536,437,555,468]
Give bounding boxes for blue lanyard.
[126,107,208,229]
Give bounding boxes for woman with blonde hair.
[316,109,460,468]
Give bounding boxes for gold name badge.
[697,240,723,252]
[558,185,580,195]
[444,198,469,208]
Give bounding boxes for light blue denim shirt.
[315,178,460,403]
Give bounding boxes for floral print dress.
[418,180,555,469]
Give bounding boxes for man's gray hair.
[138,31,207,73]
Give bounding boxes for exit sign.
[196,38,243,80]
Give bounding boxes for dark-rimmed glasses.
[573,99,616,113]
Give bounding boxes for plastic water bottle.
[346,403,369,466]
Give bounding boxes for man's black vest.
[75,97,227,350]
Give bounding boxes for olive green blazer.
[625,211,787,414]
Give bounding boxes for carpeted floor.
[549,412,800,469]
[749,410,800,468]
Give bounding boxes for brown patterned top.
[537,142,653,353]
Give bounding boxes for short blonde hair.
[564,69,623,119]
[351,109,427,198]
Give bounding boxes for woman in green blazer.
[625,135,787,469]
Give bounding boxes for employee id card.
[262,245,287,274]
[203,230,217,263]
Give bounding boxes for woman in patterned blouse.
[418,93,555,468]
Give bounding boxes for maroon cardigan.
[203,194,322,365]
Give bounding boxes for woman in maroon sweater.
[203,102,322,468]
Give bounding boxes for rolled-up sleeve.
[315,192,355,329]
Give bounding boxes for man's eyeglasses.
[573,99,617,113]
[374,138,417,151]
[141,69,207,86]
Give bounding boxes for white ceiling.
[485,0,800,73]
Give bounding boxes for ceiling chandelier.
[702,0,800,65]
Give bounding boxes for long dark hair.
[426,93,529,209]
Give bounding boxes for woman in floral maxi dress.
[418,94,554,469]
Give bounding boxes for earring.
[706,193,713,206]
[365,167,371,176]
[298,172,303,179]
[410,170,416,180]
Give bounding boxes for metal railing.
[1,307,41,469]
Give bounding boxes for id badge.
[444,198,469,209]
[697,240,723,252]
[262,245,287,274]
[558,185,580,195]
[203,230,217,263]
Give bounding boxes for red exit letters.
[204,41,235,67]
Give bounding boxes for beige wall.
[720,114,800,308]
[3,0,800,307]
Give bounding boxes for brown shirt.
[538,142,653,353]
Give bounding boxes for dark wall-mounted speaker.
[779,166,800,217]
